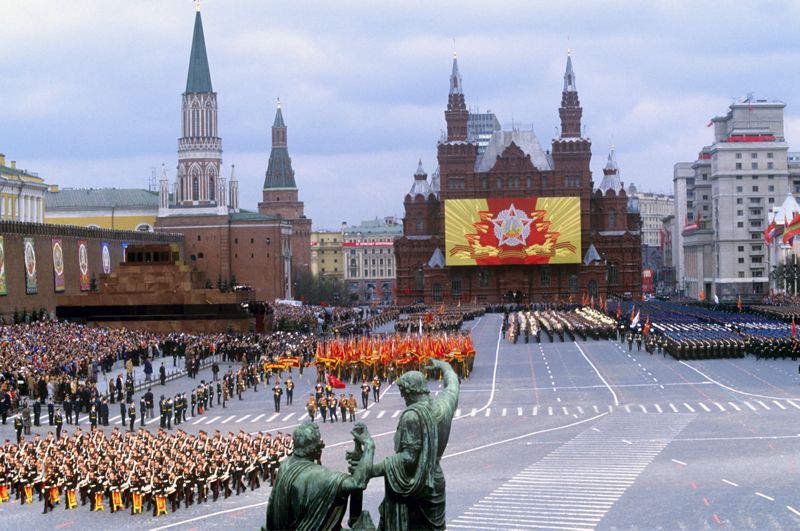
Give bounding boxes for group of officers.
[0,427,293,516]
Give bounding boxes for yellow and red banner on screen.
[445,196,581,266]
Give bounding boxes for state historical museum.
[395,54,642,304]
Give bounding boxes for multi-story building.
[45,187,159,231]
[395,53,642,304]
[155,5,292,301]
[674,95,795,300]
[661,214,676,293]
[0,154,48,222]
[626,183,674,287]
[343,217,403,303]
[467,109,501,157]
[310,229,344,281]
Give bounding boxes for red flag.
[326,373,346,389]
[698,290,705,302]
[616,303,621,319]
[377,284,382,298]
[793,318,797,339]
[737,295,743,312]
[425,312,433,324]
[630,306,635,321]
[643,317,650,337]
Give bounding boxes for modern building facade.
[626,183,674,289]
[343,217,403,303]
[395,53,642,305]
[155,6,292,302]
[674,95,797,300]
[0,154,48,223]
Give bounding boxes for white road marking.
[622,439,632,445]
[281,413,296,421]
[192,417,205,425]
[772,400,787,410]
[532,406,538,416]
[250,414,265,423]
[727,402,741,412]
[516,407,522,416]
[787,400,800,410]
[109,415,121,422]
[237,414,251,422]
[205,415,222,425]
[298,413,309,421]
[220,415,236,424]
[743,401,758,411]
[361,410,371,418]
[266,413,280,422]
[392,410,401,418]
[639,405,647,413]
[574,342,619,406]
[713,402,726,412]
[376,410,386,419]
[755,492,775,501]
[484,408,491,417]
[787,505,800,517]
[548,407,553,416]
[654,404,663,413]
[593,405,600,413]
[624,405,631,413]
[562,407,569,415]
[679,361,800,400]
[698,403,711,412]
[501,408,507,417]
[722,479,739,487]
[455,409,461,417]
[756,400,771,411]
[577,406,584,414]
[683,403,695,413]
[671,459,687,466]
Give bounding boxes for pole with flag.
[643,316,650,337]
[630,310,641,329]
[737,294,743,312]
[616,302,622,319]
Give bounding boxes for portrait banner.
[121,242,129,262]
[101,242,111,274]
[0,236,6,296]
[23,237,38,294]
[78,240,90,291]
[52,238,65,292]
[445,196,581,266]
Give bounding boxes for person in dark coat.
[160,364,166,386]
[47,400,54,426]
[32,400,41,427]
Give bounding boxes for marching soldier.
[285,376,294,406]
[89,407,98,429]
[306,395,317,422]
[361,380,370,409]
[128,402,136,432]
[347,393,357,422]
[272,383,282,413]
[372,375,381,402]
[318,396,328,423]
[339,394,347,422]
[140,396,147,428]
[328,395,338,422]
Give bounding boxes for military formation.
[504,307,617,343]
[0,427,292,516]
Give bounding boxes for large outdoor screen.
[445,196,581,266]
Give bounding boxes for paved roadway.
[2,313,800,529]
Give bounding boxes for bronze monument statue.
[264,358,460,531]
[369,358,459,530]
[265,421,375,530]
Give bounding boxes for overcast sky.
[3,0,800,229]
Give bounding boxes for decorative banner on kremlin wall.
[52,238,65,292]
[101,242,111,274]
[78,240,90,291]
[0,236,6,296]
[23,237,38,294]
[445,196,581,266]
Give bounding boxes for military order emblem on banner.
[78,240,90,291]
[23,237,38,294]
[52,238,65,292]
[101,242,111,274]
[0,236,6,296]
[445,196,581,266]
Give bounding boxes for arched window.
[192,177,199,201]
[415,268,424,290]
[608,209,616,228]
[209,177,215,202]
[135,223,152,232]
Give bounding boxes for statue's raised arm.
[265,422,375,531]
[370,358,461,530]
